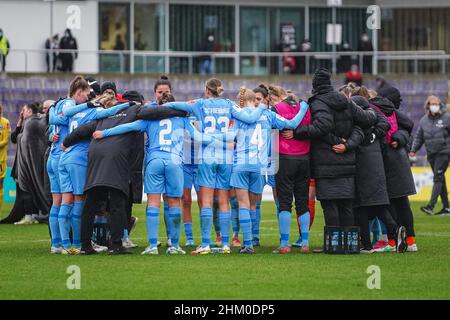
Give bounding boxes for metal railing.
[6,48,449,76]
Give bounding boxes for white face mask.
[429,104,440,114]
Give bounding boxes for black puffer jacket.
[295,84,377,179]
[369,96,416,198]
[351,96,390,207]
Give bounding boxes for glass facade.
[97,2,448,75]
[99,3,130,72]
[134,3,165,73]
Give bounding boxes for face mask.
[429,104,440,114]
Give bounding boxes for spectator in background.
[198,34,216,75]
[59,28,78,72]
[0,28,11,72]
[410,95,450,216]
[357,32,373,74]
[338,41,352,73]
[113,34,125,51]
[299,38,313,74]
[0,104,11,215]
[345,64,363,86]
[45,34,59,73]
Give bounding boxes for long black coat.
[63,105,186,197]
[294,85,377,200]
[351,96,390,207]
[369,97,416,198]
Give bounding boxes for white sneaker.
[222,245,231,254]
[50,246,63,254]
[166,246,186,255]
[190,245,211,255]
[61,248,71,255]
[141,246,158,255]
[122,238,138,249]
[91,241,108,253]
[407,244,418,252]
[14,216,38,225]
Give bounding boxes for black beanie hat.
[377,83,402,109]
[122,90,144,104]
[101,81,117,95]
[85,77,101,96]
[312,68,331,89]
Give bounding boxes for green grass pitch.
[0,201,449,300]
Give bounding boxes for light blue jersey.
[48,98,71,158]
[59,102,130,166]
[182,115,201,166]
[232,103,309,174]
[164,98,265,164]
[101,116,226,165]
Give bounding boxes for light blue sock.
[255,201,261,240]
[122,228,129,241]
[184,222,193,241]
[71,201,84,248]
[58,203,73,249]
[146,206,160,248]
[200,207,213,247]
[218,211,231,246]
[49,205,61,247]
[279,210,290,248]
[298,211,310,246]
[250,210,257,239]
[239,208,252,247]
[230,197,240,234]
[169,207,182,248]
[163,201,171,240]
[213,197,220,236]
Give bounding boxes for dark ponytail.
[154,75,172,92]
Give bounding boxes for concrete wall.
[0,0,98,73]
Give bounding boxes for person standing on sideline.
[45,34,59,72]
[0,104,10,214]
[410,95,450,215]
[0,28,10,72]
[59,29,78,72]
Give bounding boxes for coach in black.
[63,97,187,254]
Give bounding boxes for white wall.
[0,0,98,73]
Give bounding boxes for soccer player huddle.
[46,68,418,256]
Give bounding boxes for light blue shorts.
[183,164,200,192]
[145,158,184,197]
[196,163,231,190]
[47,157,61,194]
[267,174,276,188]
[59,163,87,195]
[230,171,265,194]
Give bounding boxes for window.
[99,3,130,72]
[134,3,166,73]
[169,4,235,74]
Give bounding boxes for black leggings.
[0,183,38,224]
[389,196,415,237]
[81,187,128,249]
[275,156,310,214]
[355,205,398,248]
[321,199,354,227]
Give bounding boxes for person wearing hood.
[292,68,377,248]
[345,86,407,253]
[369,83,418,252]
[59,28,78,72]
[410,95,450,216]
